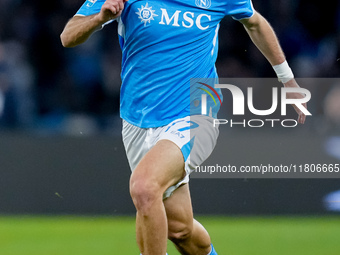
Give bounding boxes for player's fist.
[97,0,128,23]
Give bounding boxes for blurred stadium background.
[0,0,340,254]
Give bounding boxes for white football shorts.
[122,115,219,199]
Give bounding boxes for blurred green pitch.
[1,216,340,255]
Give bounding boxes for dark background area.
[0,0,340,215]
[0,127,340,215]
[0,130,339,215]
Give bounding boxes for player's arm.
[239,11,307,124]
[60,0,126,48]
[239,11,285,66]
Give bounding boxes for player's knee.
[168,221,193,243]
[129,178,162,213]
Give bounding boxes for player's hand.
[97,0,128,23]
[283,79,307,124]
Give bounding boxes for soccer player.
[60,0,307,254]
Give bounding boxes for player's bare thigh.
[129,139,186,201]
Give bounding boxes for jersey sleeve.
[75,0,105,16]
[227,0,255,20]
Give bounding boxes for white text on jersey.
[159,8,211,30]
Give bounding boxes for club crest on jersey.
[195,0,211,9]
[136,3,158,26]
[86,0,97,7]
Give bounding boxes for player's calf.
[168,220,193,244]
[168,219,214,255]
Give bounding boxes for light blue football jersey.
[76,0,254,128]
